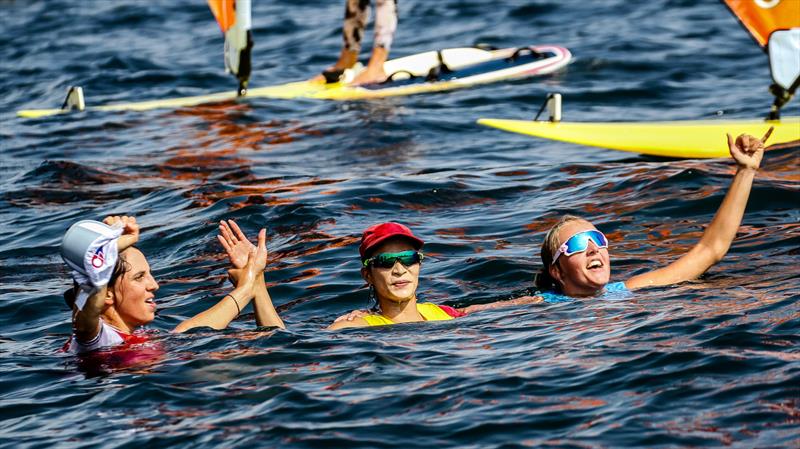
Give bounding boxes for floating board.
[476,117,800,158]
[18,45,571,119]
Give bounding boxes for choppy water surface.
[1,1,799,448]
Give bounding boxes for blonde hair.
[535,215,584,292]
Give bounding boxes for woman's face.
[111,248,159,327]
[549,219,611,297]
[362,238,420,305]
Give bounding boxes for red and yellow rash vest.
[362,303,465,326]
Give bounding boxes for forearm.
[697,167,755,258]
[173,285,252,333]
[73,286,107,341]
[252,274,285,329]
[627,166,757,290]
[459,296,543,315]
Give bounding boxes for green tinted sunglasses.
[363,250,424,268]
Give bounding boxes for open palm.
[218,219,265,269]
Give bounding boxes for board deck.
[477,117,800,158]
[18,45,571,119]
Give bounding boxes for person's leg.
[351,0,397,85]
[314,0,369,82]
[340,0,370,61]
[372,0,397,51]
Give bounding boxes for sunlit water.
[1,1,798,448]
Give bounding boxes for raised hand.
[103,215,139,251]
[727,126,772,170]
[218,219,258,269]
[252,228,267,273]
[229,228,267,296]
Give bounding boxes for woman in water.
[63,215,280,353]
[217,220,528,329]
[534,130,772,300]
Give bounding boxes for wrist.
[736,165,758,175]
[231,283,254,302]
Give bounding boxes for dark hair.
[534,215,583,293]
[367,285,380,312]
[63,249,133,309]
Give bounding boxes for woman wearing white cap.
[61,215,279,354]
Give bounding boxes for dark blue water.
[2,1,799,448]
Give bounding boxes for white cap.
[61,220,123,310]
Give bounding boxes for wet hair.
[367,285,380,312]
[63,249,133,309]
[534,215,584,293]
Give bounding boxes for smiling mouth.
[587,260,603,270]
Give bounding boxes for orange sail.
[723,0,800,118]
[723,0,800,47]
[208,0,236,32]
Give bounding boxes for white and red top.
[63,320,148,354]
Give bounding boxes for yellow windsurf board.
[477,117,800,158]
[18,45,571,119]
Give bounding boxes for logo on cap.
[91,247,106,269]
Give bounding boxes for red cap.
[359,222,424,259]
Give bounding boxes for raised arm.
[73,216,139,342]
[626,128,771,290]
[174,230,268,333]
[72,286,111,342]
[217,220,285,329]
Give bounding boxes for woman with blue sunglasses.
[535,129,773,299]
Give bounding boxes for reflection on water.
[2,0,800,447]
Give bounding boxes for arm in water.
[625,128,772,290]
[331,296,545,323]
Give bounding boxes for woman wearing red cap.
[328,222,538,328]
[327,222,465,329]
[219,219,529,329]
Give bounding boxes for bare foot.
[349,47,388,85]
[312,49,358,83]
[350,65,387,85]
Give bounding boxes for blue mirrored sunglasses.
[551,230,608,265]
